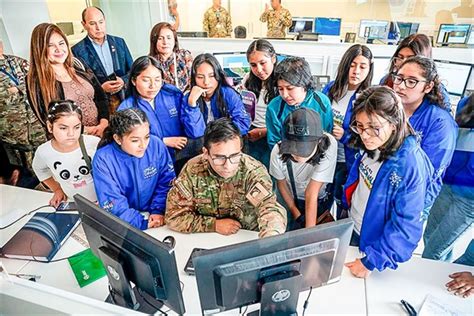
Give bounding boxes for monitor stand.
[366,39,374,44]
[248,271,303,316]
[99,246,164,314]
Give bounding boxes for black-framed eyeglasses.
[350,121,389,137]
[211,153,243,166]
[392,74,427,89]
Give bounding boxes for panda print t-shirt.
[32,135,100,202]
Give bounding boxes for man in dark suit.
[72,6,133,112]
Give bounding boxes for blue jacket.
[322,81,357,170]
[410,98,457,204]
[93,136,176,230]
[266,89,333,148]
[343,136,434,271]
[183,85,250,136]
[72,35,133,85]
[443,97,474,199]
[118,84,204,155]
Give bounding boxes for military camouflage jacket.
[166,154,287,237]
[260,7,292,38]
[203,6,232,38]
[0,55,46,148]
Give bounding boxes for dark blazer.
[71,34,133,85]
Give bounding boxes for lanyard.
[0,59,19,86]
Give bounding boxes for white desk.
[366,257,474,315]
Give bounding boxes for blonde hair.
[27,23,78,125]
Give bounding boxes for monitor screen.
[436,24,470,44]
[193,219,353,314]
[372,56,392,85]
[289,18,314,34]
[74,195,186,315]
[314,17,341,36]
[396,22,419,39]
[467,25,474,45]
[358,20,389,40]
[434,59,473,97]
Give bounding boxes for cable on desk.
[302,286,313,316]
[0,205,54,230]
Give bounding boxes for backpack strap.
[79,135,92,173]
[312,91,326,113]
[286,160,298,205]
[277,98,286,120]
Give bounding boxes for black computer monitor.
[193,219,353,315]
[74,194,186,315]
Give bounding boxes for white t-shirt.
[32,135,100,202]
[331,90,355,162]
[350,150,383,234]
[205,100,214,123]
[252,88,268,128]
[269,133,338,200]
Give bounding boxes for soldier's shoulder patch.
[174,178,192,200]
[246,182,271,207]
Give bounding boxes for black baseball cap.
[279,108,324,158]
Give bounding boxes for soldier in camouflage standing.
[166,118,287,237]
[260,0,292,38]
[203,0,232,38]
[0,40,46,167]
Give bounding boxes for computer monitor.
[177,31,208,38]
[289,17,314,35]
[314,17,341,36]
[358,20,389,40]
[466,25,474,46]
[434,59,473,99]
[74,195,186,315]
[193,219,353,315]
[436,24,470,45]
[397,22,420,39]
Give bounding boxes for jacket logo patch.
[246,182,271,207]
[103,200,114,212]
[169,107,178,117]
[389,171,402,187]
[144,166,157,179]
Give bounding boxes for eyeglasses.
[392,74,427,89]
[211,153,243,166]
[350,121,389,137]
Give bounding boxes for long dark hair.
[328,44,374,102]
[383,33,432,86]
[397,56,448,110]
[190,53,232,118]
[279,135,331,166]
[244,39,279,103]
[350,86,415,161]
[457,94,474,128]
[46,100,83,138]
[126,56,165,101]
[98,108,149,148]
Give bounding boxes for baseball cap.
[279,108,324,158]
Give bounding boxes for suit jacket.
[72,34,133,85]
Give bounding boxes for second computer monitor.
[436,24,471,45]
[359,19,389,40]
[397,22,420,39]
[289,17,314,35]
[314,17,341,36]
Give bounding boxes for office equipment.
[312,75,330,91]
[358,20,390,42]
[193,219,353,315]
[434,59,473,99]
[466,25,474,46]
[289,17,314,35]
[397,22,420,39]
[314,17,341,36]
[74,194,185,315]
[177,31,208,38]
[1,212,80,261]
[436,24,470,45]
[297,32,319,41]
[56,22,74,36]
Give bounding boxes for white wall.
[1,0,51,59]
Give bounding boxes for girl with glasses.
[393,56,457,214]
[323,44,374,219]
[93,108,175,230]
[117,56,202,174]
[343,86,434,278]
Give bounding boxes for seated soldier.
[165,118,287,237]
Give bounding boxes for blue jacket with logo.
[118,84,204,154]
[409,98,457,205]
[93,136,176,230]
[266,89,333,148]
[323,81,358,170]
[343,136,434,271]
[183,85,250,136]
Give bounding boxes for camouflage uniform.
[166,153,287,237]
[260,7,292,38]
[203,6,232,38]
[0,55,46,167]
